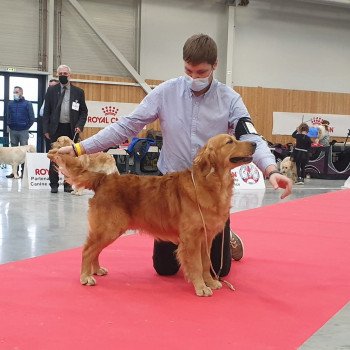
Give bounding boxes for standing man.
[43,65,88,193]
[6,86,35,178]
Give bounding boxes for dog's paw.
[195,285,213,297]
[80,275,96,286]
[205,279,222,290]
[93,267,108,276]
[71,189,83,196]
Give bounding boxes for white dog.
[0,145,36,178]
[279,156,297,182]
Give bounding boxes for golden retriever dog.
[279,156,297,182]
[49,134,256,296]
[50,135,74,150]
[0,144,36,178]
[50,136,119,195]
[70,153,119,195]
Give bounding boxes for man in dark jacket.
[6,86,35,178]
[43,64,88,193]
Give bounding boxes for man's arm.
[27,102,35,128]
[80,87,161,154]
[75,89,88,132]
[229,95,292,198]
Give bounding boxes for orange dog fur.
[50,136,119,195]
[49,134,256,296]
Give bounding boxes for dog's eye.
[226,139,233,144]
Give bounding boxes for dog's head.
[280,157,293,175]
[194,134,256,177]
[279,156,296,180]
[51,136,74,150]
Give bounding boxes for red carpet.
[1,190,350,349]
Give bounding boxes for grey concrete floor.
[0,166,349,349]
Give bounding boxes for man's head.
[183,34,217,66]
[183,34,218,93]
[49,78,59,87]
[57,65,71,85]
[13,86,23,100]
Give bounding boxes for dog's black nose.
[251,142,257,150]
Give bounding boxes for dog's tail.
[48,153,106,191]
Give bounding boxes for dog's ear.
[194,145,216,178]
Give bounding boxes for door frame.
[1,72,47,152]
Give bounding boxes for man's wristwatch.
[266,170,281,179]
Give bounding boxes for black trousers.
[152,219,232,277]
[293,150,309,179]
[49,123,73,188]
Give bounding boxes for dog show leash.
[190,171,235,292]
[72,131,79,143]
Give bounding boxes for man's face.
[184,61,217,79]
[13,87,23,97]
[57,67,71,80]
[49,80,58,87]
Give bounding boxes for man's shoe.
[230,230,244,261]
[51,187,58,193]
[64,185,73,193]
[6,174,15,178]
[295,177,304,185]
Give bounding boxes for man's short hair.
[49,78,59,83]
[57,64,71,73]
[14,86,23,93]
[183,34,217,65]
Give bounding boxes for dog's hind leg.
[177,231,213,297]
[201,238,222,290]
[11,162,19,178]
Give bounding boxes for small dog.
[49,134,256,296]
[50,136,119,195]
[0,145,36,178]
[279,156,297,182]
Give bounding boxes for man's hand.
[75,127,81,133]
[55,145,76,156]
[44,133,50,140]
[268,172,293,199]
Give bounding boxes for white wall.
[140,0,228,82]
[140,0,350,93]
[232,0,350,93]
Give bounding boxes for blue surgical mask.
[185,72,212,92]
[13,94,20,101]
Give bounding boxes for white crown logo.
[102,106,118,116]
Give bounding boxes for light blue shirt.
[81,77,276,174]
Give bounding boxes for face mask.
[59,75,68,85]
[13,94,20,101]
[185,71,212,92]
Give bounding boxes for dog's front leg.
[80,233,110,286]
[177,234,213,297]
[201,238,222,291]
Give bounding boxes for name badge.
[72,101,80,111]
